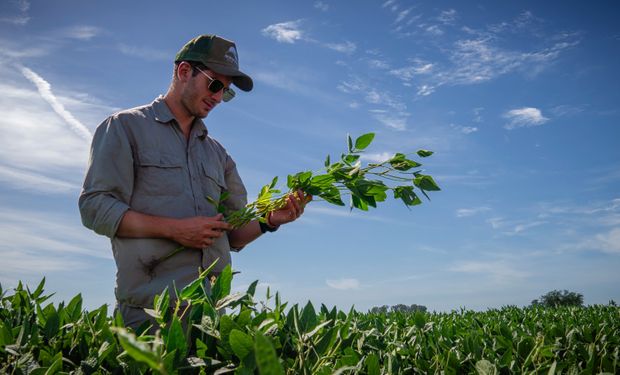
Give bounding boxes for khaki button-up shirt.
[79,96,247,308]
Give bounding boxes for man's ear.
[176,62,193,82]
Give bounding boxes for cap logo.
[224,46,239,66]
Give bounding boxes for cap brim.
[206,63,253,92]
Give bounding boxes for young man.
[79,34,308,328]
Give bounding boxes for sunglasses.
[194,67,236,102]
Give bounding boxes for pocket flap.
[138,151,184,168]
[202,162,227,189]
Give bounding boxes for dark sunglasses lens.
[208,79,224,93]
[223,89,236,102]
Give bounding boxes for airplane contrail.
[20,66,93,140]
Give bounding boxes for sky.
[0,0,619,313]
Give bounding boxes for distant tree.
[370,304,427,314]
[531,289,583,307]
[369,305,389,314]
[609,299,617,307]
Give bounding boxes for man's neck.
[163,93,194,139]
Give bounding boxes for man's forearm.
[228,220,263,249]
[116,210,176,239]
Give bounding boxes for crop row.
[1,268,618,374]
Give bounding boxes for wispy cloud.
[361,152,393,163]
[324,41,356,54]
[503,107,549,129]
[450,123,478,134]
[118,44,169,61]
[0,0,30,25]
[326,278,360,290]
[0,164,78,193]
[583,228,620,254]
[370,110,408,131]
[449,260,529,282]
[61,25,101,40]
[20,66,92,140]
[314,1,329,12]
[262,20,304,44]
[438,9,457,24]
[456,206,490,218]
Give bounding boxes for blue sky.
[1,0,619,312]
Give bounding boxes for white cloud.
[449,260,529,282]
[450,123,478,134]
[505,221,547,235]
[361,152,392,163]
[438,9,457,24]
[487,217,504,229]
[0,164,78,193]
[0,0,30,25]
[395,8,413,24]
[17,0,30,11]
[473,107,484,122]
[314,1,329,11]
[325,41,356,54]
[372,112,408,131]
[20,66,93,140]
[456,206,490,218]
[417,84,434,96]
[326,278,360,290]
[62,25,101,40]
[118,44,169,61]
[503,107,549,130]
[262,20,303,44]
[0,15,29,25]
[389,62,433,82]
[368,59,390,69]
[425,25,444,36]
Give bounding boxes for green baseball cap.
[175,34,253,92]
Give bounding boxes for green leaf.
[343,154,360,165]
[416,149,434,157]
[180,274,207,301]
[112,327,165,373]
[64,293,83,322]
[246,280,259,297]
[475,359,497,375]
[299,301,317,333]
[230,329,254,360]
[354,133,375,151]
[254,332,284,375]
[29,277,46,299]
[211,264,233,302]
[324,154,331,168]
[0,320,13,346]
[347,134,353,153]
[165,316,188,361]
[366,353,380,375]
[269,176,278,189]
[44,352,63,375]
[43,307,60,340]
[413,175,440,191]
[393,186,422,207]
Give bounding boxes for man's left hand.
[268,189,312,227]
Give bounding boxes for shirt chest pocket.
[200,162,227,205]
[136,152,186,196]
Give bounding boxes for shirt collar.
[152,95,209,139]
[152,95,175,123]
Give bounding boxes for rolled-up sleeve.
[79,116,134,238]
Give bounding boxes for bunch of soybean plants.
[145,132,440,274]
[223,132,439,228]
[1,272,619,374]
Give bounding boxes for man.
[79,34,308,328]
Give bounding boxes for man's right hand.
[171,214,232,249]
